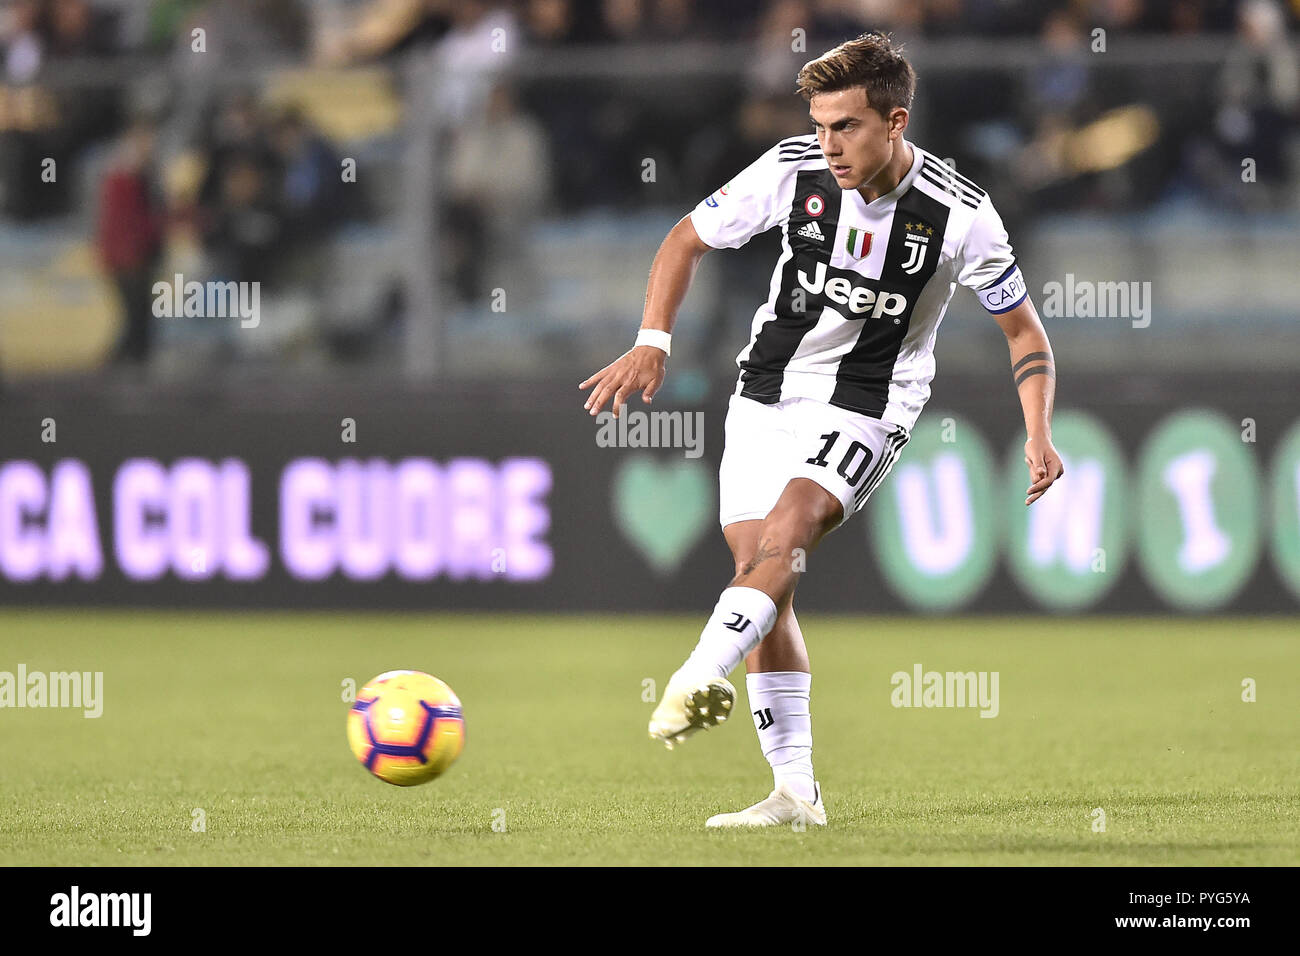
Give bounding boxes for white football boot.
[705,781,827,828]
[647,673,735,749]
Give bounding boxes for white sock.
[746,671,815,802]
[675,586,779,681]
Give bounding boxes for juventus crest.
[901,222,932,275]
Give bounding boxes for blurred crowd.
[0,0,1297,369]
[2,0,1293,59]
[95,96,350,362]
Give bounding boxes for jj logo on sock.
[723,613,752,633]
[753,707,775,730]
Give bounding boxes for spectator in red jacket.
[96,119,165,364]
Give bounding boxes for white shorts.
[718,394,910,530]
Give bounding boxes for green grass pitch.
[1,611,1296,866]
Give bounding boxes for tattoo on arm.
[1011,351,1050,373]
[1015,364,1055,387]
[1012,350,1054,388]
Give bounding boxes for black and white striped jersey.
[690,135,1027,430]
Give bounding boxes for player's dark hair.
[795,32,915,118]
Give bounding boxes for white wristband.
[634,329,671,355]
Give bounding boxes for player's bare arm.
[993,296,1064,506]
[578,214,713,418]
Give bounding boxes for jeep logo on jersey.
[796,260,909,319]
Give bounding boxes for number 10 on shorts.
[806,431,875,487]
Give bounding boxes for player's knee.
[762,496,839,549]
[759,505,827,554]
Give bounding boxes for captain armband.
[979,263,1027,314]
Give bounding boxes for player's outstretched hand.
[579,345,666,418]
[1024,435,1064,505]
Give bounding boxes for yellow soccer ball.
[347,670,465,786]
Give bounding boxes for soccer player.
[579,33,1064,827]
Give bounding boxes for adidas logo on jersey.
[796,221,824,242]
[797,260,909,319]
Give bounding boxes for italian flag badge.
[845,227,873,259]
